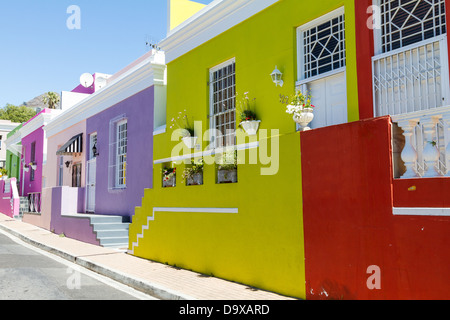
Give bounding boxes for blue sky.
[0,0,212,107]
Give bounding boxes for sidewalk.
[0,214,295,300]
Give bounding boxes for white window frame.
[115,119,127,188]
[209,58,236,150]
[89,132,98,160]
[296,7,346,87]
[372,0,449,117]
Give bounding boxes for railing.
[373,36,449,117]
[28,192,41,214]
[393,105,450,179]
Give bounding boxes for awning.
[56,134,83,156]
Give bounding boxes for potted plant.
[0,168,8,180]
[162,167,176,188]
[183,158,204,186]
[30,162,37,171]
[285,90,315,131]
[169,109,197,149]
[217,150,237,184]
[238,92,260,136]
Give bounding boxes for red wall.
[355,0,374,120]
[301,116,450,299]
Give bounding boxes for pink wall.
[43,121,86,190]
[20,126,44,197]
[0,178,19,218]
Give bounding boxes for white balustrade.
[393,106,450,179]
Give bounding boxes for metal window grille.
[379,0,446,54]
[301,13,346,80]
[373,0,448,117]
[210,60,236,148]
[373,39,444,116]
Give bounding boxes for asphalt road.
[0,230,157,300]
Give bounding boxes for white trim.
[153,141,259,164]
[21,111,62,138]
[160,0,279,64]
[297,6,345,31]
[209,58,236,149]
[115,119,127,188]
[129,206,238,255]
[371,35,447,62]
[153,125,166,136]
[295,68,346,87]
[393,207,450,217]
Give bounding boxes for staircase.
[89,215,130,249]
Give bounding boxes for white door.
[86,158,96,213]
[306,71,347,129]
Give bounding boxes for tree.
[0,104,36,123]
[42,92,60,109]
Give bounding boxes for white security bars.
[393,105,450,179]
[209,59,236,149]
[373,0,449,117]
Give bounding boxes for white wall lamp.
[271,66,283,87]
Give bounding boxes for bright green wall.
[5,149,20,179]
[130,0,359,299]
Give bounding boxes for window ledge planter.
[240,120,261,136]
[186,172,203,186]
[182,136,198,149]
[163,175,176,188]
[217,169,237,184]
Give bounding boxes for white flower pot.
[182,136,198,149]
[240,120,261,136]
[293,108,314,131]
[23,167,30,172]
[31,165,37,170]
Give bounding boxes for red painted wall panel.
[394,178,450,208]
[301,116,450,299]
[355,0,375,120]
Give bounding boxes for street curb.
[0,221,195,300]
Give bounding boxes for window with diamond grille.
[372,0,448,117]
[379,0,446,54]
[300,11,346,80]
[209,59,236,148]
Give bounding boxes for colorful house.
[4,122,23,179]
[127,0,450,300]
[27,50,167,247]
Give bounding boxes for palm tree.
[42,92,60,109]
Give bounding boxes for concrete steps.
[89,215,130,249]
